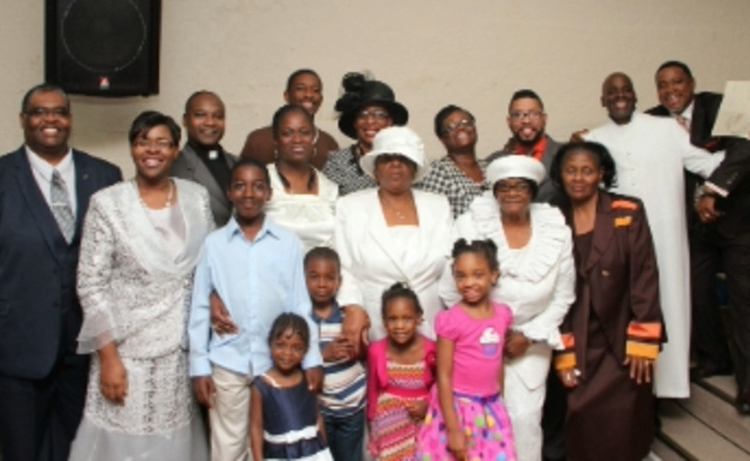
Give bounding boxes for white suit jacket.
[335,188,456,341]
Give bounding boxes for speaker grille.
[46,0,161,96]
[61,0,146,73]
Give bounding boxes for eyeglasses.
[24,107,70,119]
[133,138,174,151]
[495,181,532,194]
[357,110,390,121]
[441,119,475,135]
[509,111,544,121]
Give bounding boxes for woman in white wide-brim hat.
[334,126,455,343]
[438,154,576,461]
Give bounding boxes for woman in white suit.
[335,126,455,341]
[439,155,575,461]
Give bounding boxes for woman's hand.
[405,399,428,422]
[305,366,324,394]
[210,290,237,336]
[624,355,654,385]
[192,376,216,408]
[447,427,468,461]
[322,336,353,362]
[557,367,579,389]
[504,331,531,359]
[98,344,128,404]
[341,305,370,358]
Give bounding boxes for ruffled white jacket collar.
[460,192,569,282]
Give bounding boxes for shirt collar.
[25,145,74,182]
[187,139,224,161]
[515,135,548,161]
[311,301,342,323]
[225,214,281,243]
[677,100,695,123]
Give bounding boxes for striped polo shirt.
[313,304,366,417]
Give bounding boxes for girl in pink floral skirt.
[416,239,516,461]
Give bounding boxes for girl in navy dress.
[250,313,333,460]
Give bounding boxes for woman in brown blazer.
[549,141,664,461]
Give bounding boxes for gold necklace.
[379,191,414,221]
[135,178,174,209]
[164,179,175,207]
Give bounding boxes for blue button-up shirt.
[189,216,321,377]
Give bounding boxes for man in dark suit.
[486,89,560,203]
[171,90,237,226]
[647,61,750,413]
[0,84,122,460]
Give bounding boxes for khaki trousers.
[210,366,255,461]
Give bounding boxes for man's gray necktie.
[50,170,75,243]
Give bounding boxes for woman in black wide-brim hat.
[321,72,408,196]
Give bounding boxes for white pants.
[504,360,548,461]
[210,366,255,461]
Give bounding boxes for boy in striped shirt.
[305,247,367,461]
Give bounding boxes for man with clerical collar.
[239,68,339,169]
[0,84,122,461]
[171,90,237,226]
[486,89,559,203]
[583,72,725,402]
[647,62,750,413]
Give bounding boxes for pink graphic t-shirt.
[435,302,513,397]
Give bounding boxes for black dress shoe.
[736,387,750,415]
[690,364,734,380]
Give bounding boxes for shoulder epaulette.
[611,199,638,211]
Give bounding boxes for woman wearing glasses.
[419,105,487,218]
[439,155,575,461]
[69,111,212,461]
[322,72,409,196]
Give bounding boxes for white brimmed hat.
[486,155,545,186]
[360,126,427,181]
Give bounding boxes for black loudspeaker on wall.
[45,0,161,96]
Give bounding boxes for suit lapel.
[180,144,226,204]
[367,190,412,280]
[13,149,66,264]
[541,136,559,173]
[73,150,97,243]
[584,193,614,273]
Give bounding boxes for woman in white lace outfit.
[69,111,213,461]
[438,155,575,461]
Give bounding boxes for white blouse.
[266,164,338,252]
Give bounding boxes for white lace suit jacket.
[76,179,215,358]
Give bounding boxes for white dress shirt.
[25,146,77,216]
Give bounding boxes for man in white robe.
[583,72,724,399]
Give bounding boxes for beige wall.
[1,1,749,175]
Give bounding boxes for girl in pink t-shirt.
[417,239,516,461]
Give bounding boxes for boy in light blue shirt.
[188,158,322,461]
